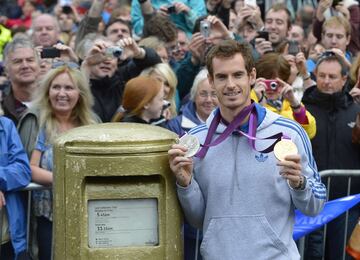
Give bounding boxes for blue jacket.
[166,101,201,136]
[0,116,31,255]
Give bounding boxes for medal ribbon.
[196,102,285,159]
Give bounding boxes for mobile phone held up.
[256,31,269,41]
[167,5,176,14]
[41,47,61,59]
[288,40,300,56]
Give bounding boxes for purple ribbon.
[196,102,284,158]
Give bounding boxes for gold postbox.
[53,123,183,259]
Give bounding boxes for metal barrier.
[2,170,360,259]
[0,182,48,257]
[299,169,360,260]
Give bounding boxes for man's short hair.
[322,16,351,37]
[3,35,38,67]
[142,14,177,43]
[266,3,292,29]
[206,40,255,77]
[315,51,348,76]
[104,18,132,36]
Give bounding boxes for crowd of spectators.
[0,0,359,259]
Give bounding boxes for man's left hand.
[277,154,303,189]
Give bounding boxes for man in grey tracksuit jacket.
[168,40,326,260]
[180,104,326,259]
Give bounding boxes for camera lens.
[270,82,278,90]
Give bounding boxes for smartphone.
[256,31,269,41]
[288,40,300,56]
[41,47,61,59]
[167,5,176,14]
[244,0,257,7]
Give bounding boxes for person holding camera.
[81,36,162,122]
[253,52,316,139]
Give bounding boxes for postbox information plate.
[88,198,158,248]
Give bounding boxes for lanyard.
[196,103,285,159]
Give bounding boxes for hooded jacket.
[165,101,201,136]
[177,103,326,260]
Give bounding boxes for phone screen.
[288,41,299,56]
[256,31,269,41]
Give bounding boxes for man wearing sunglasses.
[302,51,360,259]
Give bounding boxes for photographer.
[81,36,161,122]
[253,52,316,139]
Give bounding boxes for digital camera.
[264,80,279,92]
[105,46,123,58]
[200,20,211,38]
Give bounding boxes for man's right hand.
[188,32,206,66]
[168,144,193,187]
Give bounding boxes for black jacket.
[302,86,360,198]
[90,47,161,122]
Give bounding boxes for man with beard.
[255,3,292,55]
[1,36,40,125]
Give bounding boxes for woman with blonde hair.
[141,63,178,119]
[112,75,165,125]
[29,62,97,260]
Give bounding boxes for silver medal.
[178,134,200,158]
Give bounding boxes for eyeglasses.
[51,61,80,69]
[198,91,217,99]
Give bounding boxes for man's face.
[288,25,304,45]
[315,60,347,94]
[105,22,131,43]
[6,47,39,86]
[172,31,188,61]
[265,9,290,46]
[89,56,118,79]
[208,53,255,116]
[322,26,350,53]
[32,15,59,47]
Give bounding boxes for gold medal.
[273,139,298,161]
[178,134,200,158]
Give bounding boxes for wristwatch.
[294,175,307,190]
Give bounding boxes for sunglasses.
[51,61,80,69]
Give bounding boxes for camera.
[264,80,279,92]
[162,100,171,110]
[200,20,211,38]
[105,46,123,58]
[41,47,61,59]
[167,5,176,14]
